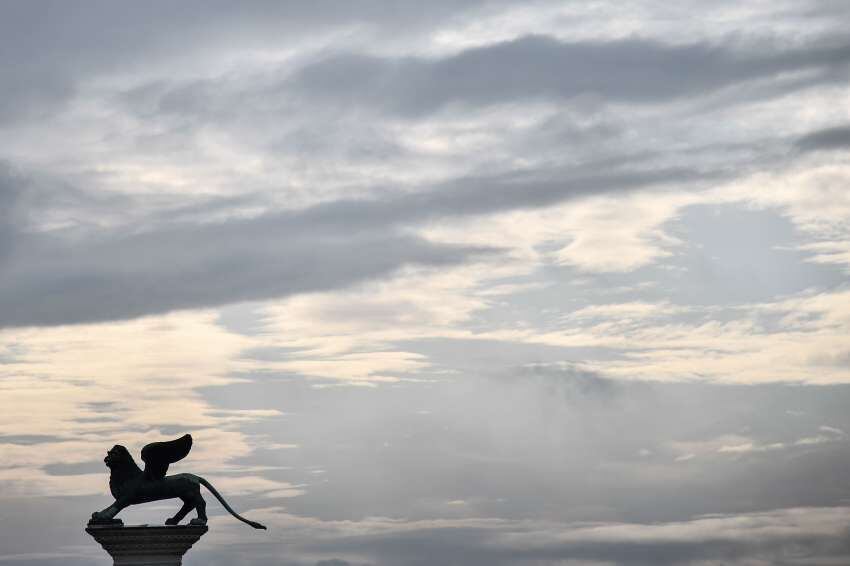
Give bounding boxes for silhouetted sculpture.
[89,434,267,529]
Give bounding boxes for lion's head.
[104,445,132,469]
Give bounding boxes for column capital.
[86,523,208,565]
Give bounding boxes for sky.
[1,1,849,565]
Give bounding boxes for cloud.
[0,226,483,328]
[0,435,67,446]
[205,367,850,533]
[0,3,849,566]
[291,35,850,116]
[205,505,850,566]
[0,156,715,329]
[0,165,497,327]
[796,125,850,152]
[4,312,850,562]
[0,164,24,260]
[0,1,510,125]
[510,288,850,384]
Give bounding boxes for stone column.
[86,523,208,566]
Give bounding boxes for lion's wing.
[140,434,193,481]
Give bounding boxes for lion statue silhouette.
[89,433,266,529]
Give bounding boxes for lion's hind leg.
[165,497,194,526]
[189,487,208,526]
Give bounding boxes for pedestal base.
[86,523,208,565]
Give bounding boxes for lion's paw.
[189,518,207,526]
[88,512,123,526]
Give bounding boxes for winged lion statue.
[89,433,266,529]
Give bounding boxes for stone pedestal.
[86,523,208,565]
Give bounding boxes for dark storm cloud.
[796,125,850,152]
[291,35,850,115]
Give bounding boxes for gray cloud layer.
[0,187,489,327]
[227,368,850,522]
[796,125,850,152]
[0,115,835,329]
[292,35,850,115]
[0,159,712,328]
[187,370,850,565]
[2,7,844,330]
[0,0,508,123]
[6,371,848,566]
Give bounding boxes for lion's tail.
[197,476,268,530]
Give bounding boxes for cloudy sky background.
[1,1,850,564]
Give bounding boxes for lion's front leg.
[165,498,194,525]
[90,498,129,524]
